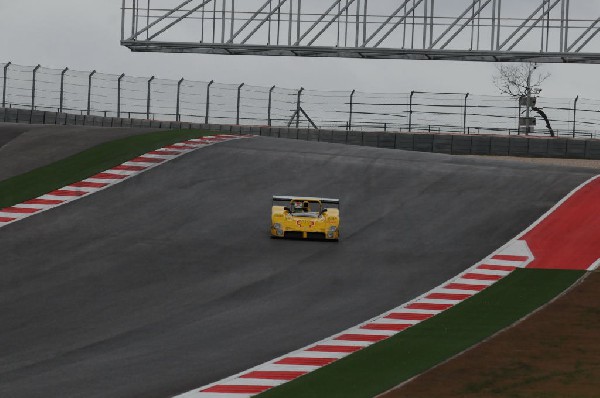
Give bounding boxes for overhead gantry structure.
[121,0,600,63]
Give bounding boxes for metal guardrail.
[1,61,598,139]
[2,107,599,161]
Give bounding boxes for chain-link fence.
[1,62,599,139]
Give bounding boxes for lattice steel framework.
[121,0,600,62]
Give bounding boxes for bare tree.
[493,63,555,136]
[493,63,550,98]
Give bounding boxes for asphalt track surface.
[0,133,596,398]
[0,123,150,181]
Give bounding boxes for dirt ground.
[378,271,600,398]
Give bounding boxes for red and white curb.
[0,135,248,228]
[175,249,529,398]
[175,174,600,398]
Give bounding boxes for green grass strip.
[258,269,584,398]
[0,129,214,209]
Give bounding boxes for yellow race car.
[271,196,340,241]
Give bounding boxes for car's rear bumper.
[270,229,339,240]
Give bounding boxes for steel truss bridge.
[121,0,600,63]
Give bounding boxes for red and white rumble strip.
[176,175,600,398]
[0,135,247,229]
[176,245,530,398]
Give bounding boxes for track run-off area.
[0,124,598,398]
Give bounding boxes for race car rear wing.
[272,196,340,205]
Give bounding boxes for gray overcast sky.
[1,0,598,98]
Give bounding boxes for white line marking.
[288,351,349,359]
[374,318,421,325]
[411,298,460,305]
[469,268,512,276]
[253,364,321,372]
[432,288,476,295]
[588,258,600,271]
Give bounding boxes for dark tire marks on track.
[0,123,151,181]
[0,125,25,149]
[0,136,595,398]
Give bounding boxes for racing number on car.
[296,220,316,228]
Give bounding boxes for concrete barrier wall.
[2,107,599,160]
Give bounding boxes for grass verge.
[382,271,600,398]
[257,269,585,398]
[0,129,213,209]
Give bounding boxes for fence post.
[408,90,415,132]
[205,80,214,124]
[2,62,10,108]
[268,85,275,126]
[296,87,304,128]
[147,76,155,120]
[573,95,579,138]
[517,96,522,134]
[117,73,125,118]
[176,78,184,122]
[463,93,469,134]
[348,89,356,131]
[87,70,96,116]
[236,82,245,125]
[31,64,41,110]
[59,67,68,113]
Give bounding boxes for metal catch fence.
[1,61,598,139]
